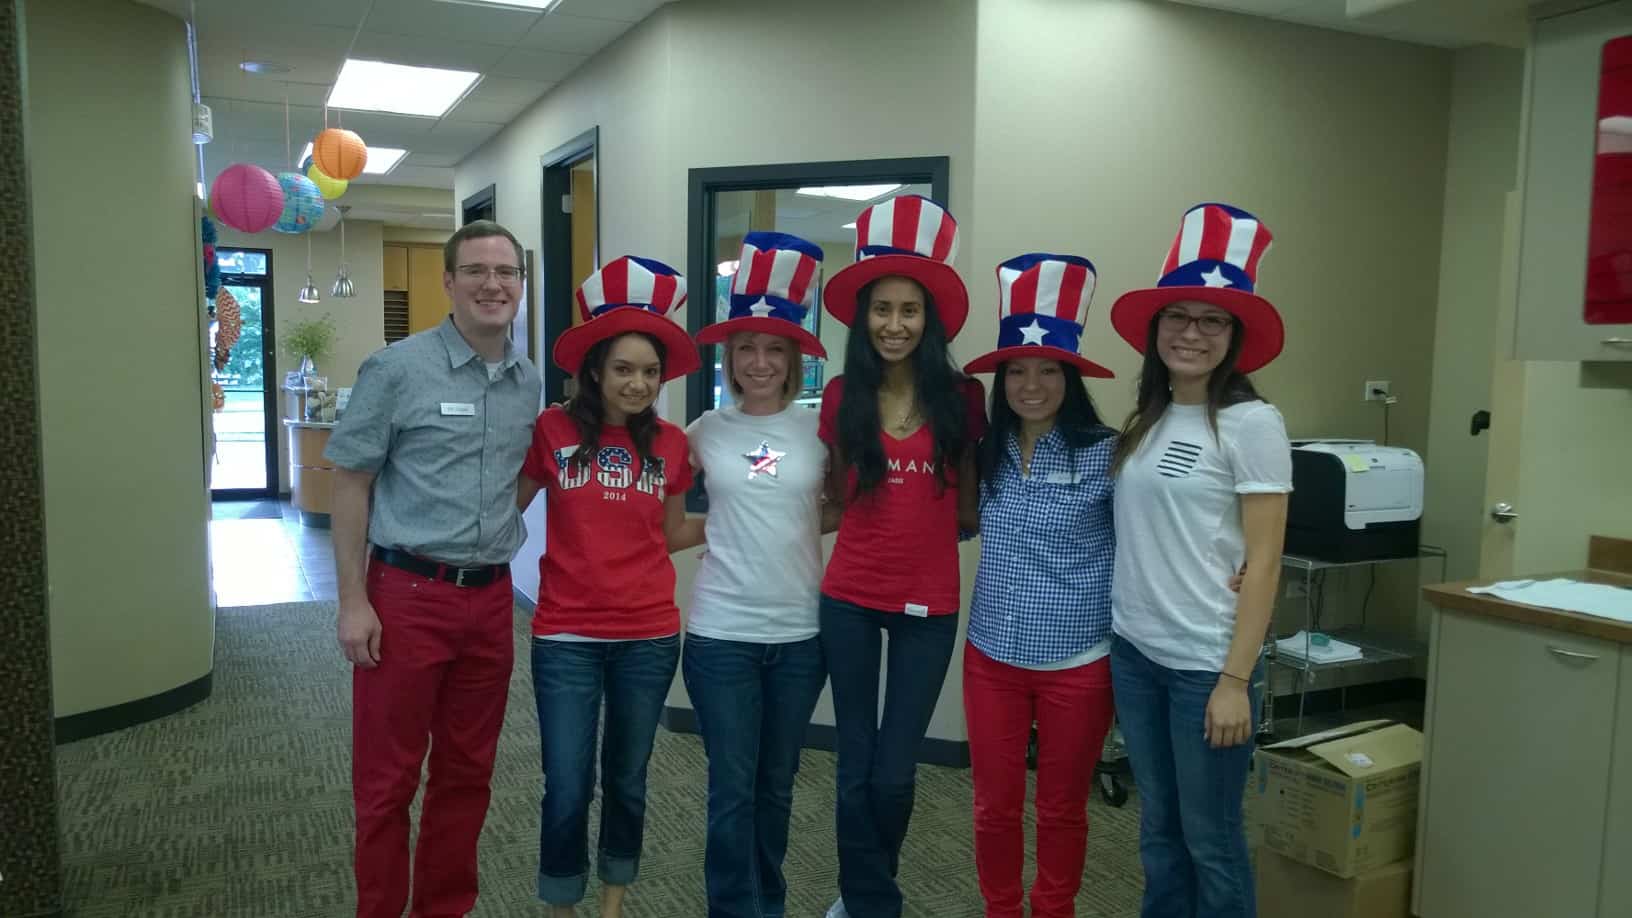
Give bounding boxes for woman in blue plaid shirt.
[959,253,1122,918]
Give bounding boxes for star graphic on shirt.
[1018,320,1048,346]
[747,298,776,318]
[744,440,786,480]
[1199,266,1233,288]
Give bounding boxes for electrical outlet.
[1364,379,1392,402]
[1285,580,1307,599]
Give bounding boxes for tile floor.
[209,500,336,607]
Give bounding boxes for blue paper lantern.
[274,172,324,234]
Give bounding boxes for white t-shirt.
[1111,400,1292,673]
[686,404,825,643]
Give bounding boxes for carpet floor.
[56,602,1148,916]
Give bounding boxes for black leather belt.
[371,546,508,588]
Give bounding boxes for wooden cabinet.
[1515,1,1632,360]
[286,423,335,526]
[383,244,408,291]
[407,245,450,335]
[1604,644,1632,917]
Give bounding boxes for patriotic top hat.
[823,194,969,339]
[553,255,701,382]
[1109,202,1284,374]
[696,232,827,358]
[963,253,1114,378]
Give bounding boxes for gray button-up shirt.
[325,317,541,566]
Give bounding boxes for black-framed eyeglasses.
[1157,308,1233,336]
[455,263,525,283]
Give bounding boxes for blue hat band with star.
[1156,259,1256,293]
[999,312,1082,354]
[726,291,811,326]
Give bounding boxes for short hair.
[722,331,800,402]
[443,220,524,273]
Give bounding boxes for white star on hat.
[747,298,776,318]
[1200,267,1233,288]
[1018,320,1048,346]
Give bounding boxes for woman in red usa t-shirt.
[815,195,987,918]
[517,256,701,918]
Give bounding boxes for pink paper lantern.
[211,163,283,233]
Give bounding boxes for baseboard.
[297,511,330,529]
[660,705,971,769]
[54,671,213,744]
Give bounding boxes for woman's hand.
[1204,678,1254,748]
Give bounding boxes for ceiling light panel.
[327,59,481,118]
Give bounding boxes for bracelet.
[1219,671,1250,684]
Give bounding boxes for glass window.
[216,250,268,275]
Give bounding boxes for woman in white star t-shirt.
[667,232,840,918]
[1105,204,1292,918]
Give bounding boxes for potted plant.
[280,314,336,382]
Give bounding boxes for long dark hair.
[565,332,667,472]
[1110,312,1263,475]
[979,361,1112,492]
[836,277,970,496]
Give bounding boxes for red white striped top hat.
[553,255,701,382]
[695,232,826,358]
[963,253,1114,378]
[1109,202,1284,374]
[823,194,969,339]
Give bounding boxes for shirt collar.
[436,316,519,374]
[1006,426,1065,468]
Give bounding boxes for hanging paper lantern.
[274,172,324,234]
[210,163,283,233]
[306,162,348,200]
[312,128,367,181]
[215,287,242,370]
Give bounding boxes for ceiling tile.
[461,76,554,105]
[516,12,629,53]
[552,0,668,23]
[348,31,510,74]
[363,0,543,45]
[488,46,588,82]
[368,163,457,189]
[404,152,463,168]
[195,0,374,31]
[445,95,534,124]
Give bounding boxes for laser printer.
[1285,440,1423,562]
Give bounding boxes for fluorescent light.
[717,260,740,277]
[841,221,857,230]
[796,184,902,202]
[300,142,410,175]
[327,59,481,118]
[433,0,564,9]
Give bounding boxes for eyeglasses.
[1157,308,1233,336]
[455,263,525,284]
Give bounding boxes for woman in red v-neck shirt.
[815,195,986,918]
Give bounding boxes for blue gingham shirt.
[968,427,1116,666]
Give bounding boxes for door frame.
[212,246,278,501]
[539,126,599,407]
[461,183,496,224]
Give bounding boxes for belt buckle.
[455,567,471,587]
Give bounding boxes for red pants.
[963,644,1116,918]
[353,561,514,918]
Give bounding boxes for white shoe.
[825,899,849,918]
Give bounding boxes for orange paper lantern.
[313,128,368,181]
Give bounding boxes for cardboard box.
[1250,719,1423,878]
[1257,848,1412,918]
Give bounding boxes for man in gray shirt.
[326,220,541,918]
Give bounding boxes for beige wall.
[382,226,451,245]
[216,219,386,493]
[28,0,214,716]
[1419,45,1525,626]
[459,0,1461,742]
[971,0,1452,649]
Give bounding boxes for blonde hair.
[723,332,799,403]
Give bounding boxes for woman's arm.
[1205,491,1289,748]
[663,492,706,553]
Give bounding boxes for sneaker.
[825,899,850,918]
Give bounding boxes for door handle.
[1490,502,1517,523]
[1548,646,1600,664]
[1603,337,1632,347]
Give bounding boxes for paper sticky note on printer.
[1343,454,1369,473]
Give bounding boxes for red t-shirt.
[818,375,988,616]
[522,407,693,639]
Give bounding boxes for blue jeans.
[530,635,680,905]
[819,595,959,918]
[1110,636,1262,918]
[682,634,828,918]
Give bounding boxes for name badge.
[1045,471,1079,485]
[440,402,476,417]
[904,602,929,618]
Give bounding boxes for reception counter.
[285,420,336,527]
